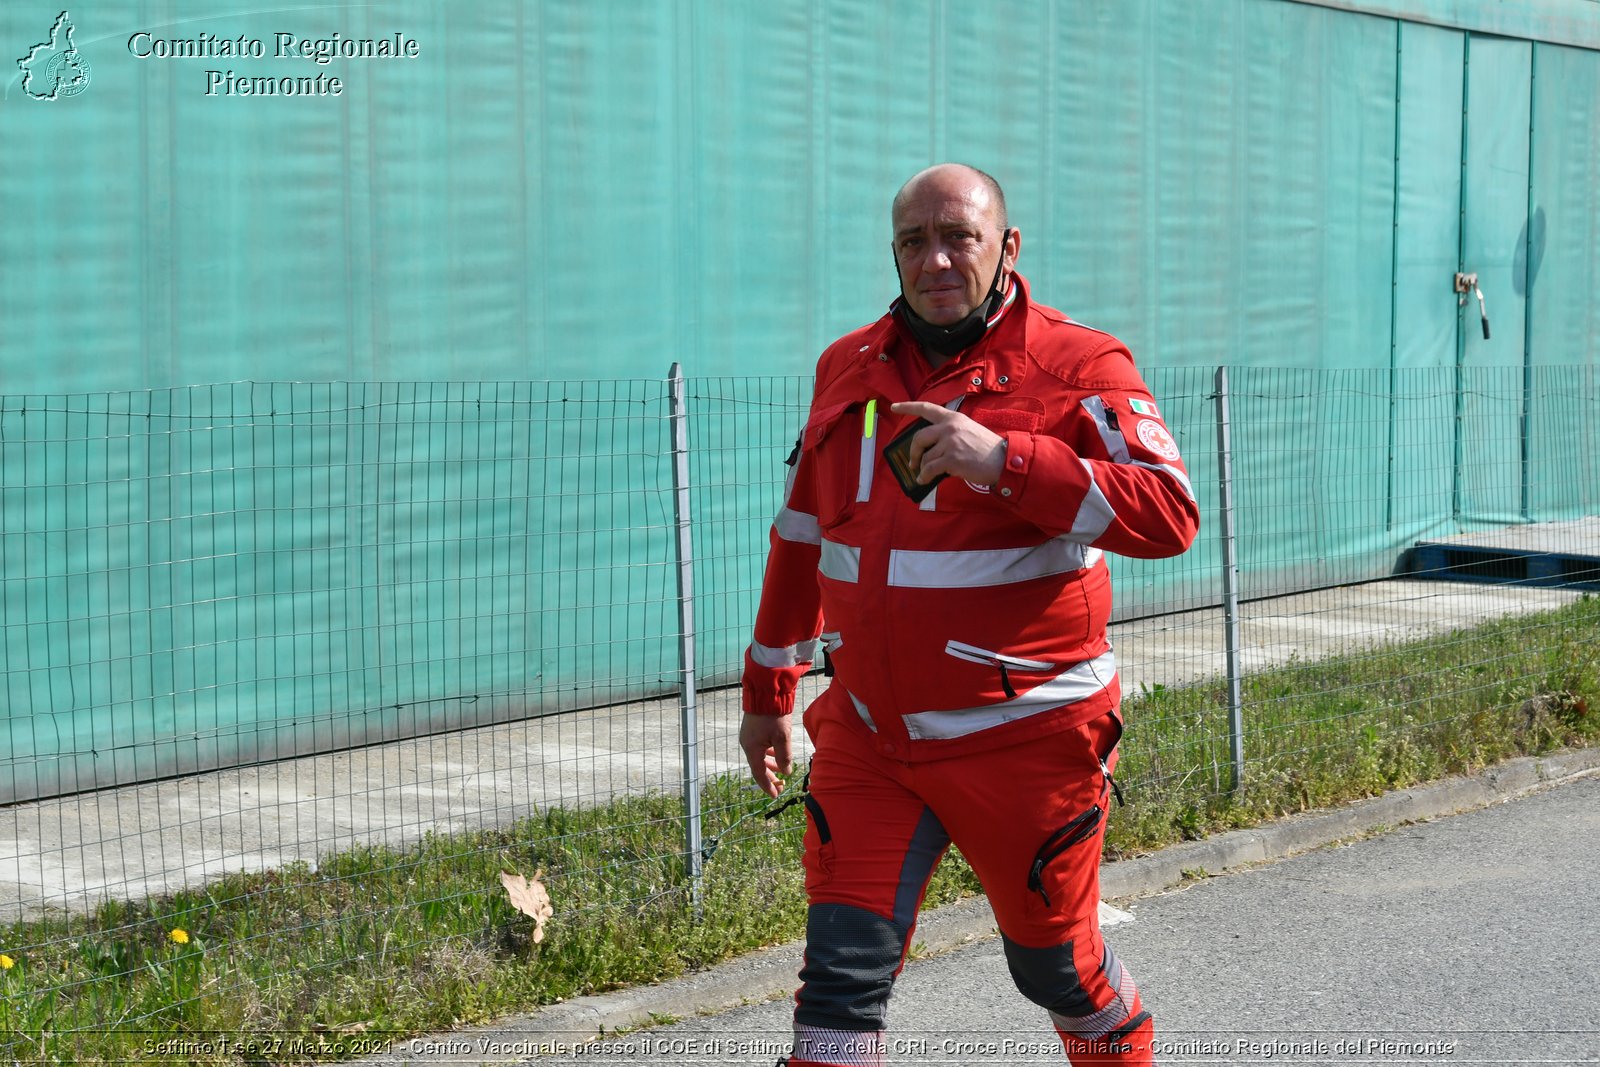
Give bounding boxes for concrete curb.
[362,747,1600,1064]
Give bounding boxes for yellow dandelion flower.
[0,953,14,970]
[168,928,189,945]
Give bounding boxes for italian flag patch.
[1130,398,1161,419]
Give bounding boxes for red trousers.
[787,687,1154,1067]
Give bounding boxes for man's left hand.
[889,401,1006,487]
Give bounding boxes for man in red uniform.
[740,164,1198,1067]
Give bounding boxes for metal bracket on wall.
[1455,271,1491,340]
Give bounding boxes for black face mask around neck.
[895,229,1013,358]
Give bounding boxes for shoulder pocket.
[802,401,856,449]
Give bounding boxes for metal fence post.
[667,363,704,914]
[1214,366,1246,792]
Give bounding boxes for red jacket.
[742,275,1199,761]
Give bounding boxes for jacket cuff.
[993,430,1035,502]
[741,652,800,716]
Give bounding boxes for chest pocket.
[801,400,869,528]
[931,399,1045,512]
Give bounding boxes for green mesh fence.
[3,366,1596,807]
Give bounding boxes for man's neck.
[909,274,1016,370]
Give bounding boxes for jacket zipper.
[943,640,1056,701]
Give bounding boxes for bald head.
[892,164,1008,232]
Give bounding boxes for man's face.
[892,173,1013,325]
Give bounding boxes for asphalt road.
[482,772,1600,1067]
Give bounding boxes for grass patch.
[1106,593,1600,856]
[0,595,1595,1063]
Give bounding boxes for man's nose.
[921,243,952,272]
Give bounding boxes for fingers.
[772,725,793,780]
[910,431,940,483]
[887,402,1006,487]
[739,713,794,798]
[745,747,781,798]
[888,400,952,422]
[889,403,945,482]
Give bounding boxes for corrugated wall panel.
[1527,44,1600,373]
[1222,4,1402,593]
[1390,23,1463,540]
[1048,2,1157,340]
[6,1,1589,387]
[1457,35,1532,528]
[1153,2,1247,370]
[1283,0,1600,50]
[1392,25,1464,373]
[692,4,819,370]
[1526,42,1600,521]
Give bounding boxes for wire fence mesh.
[0,365,1596,1056]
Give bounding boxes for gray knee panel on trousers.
[795,903,905,1031]
[1001,933,1095,1017]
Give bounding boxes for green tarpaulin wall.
[2,0,1597,801]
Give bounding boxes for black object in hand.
[882,418,944,502]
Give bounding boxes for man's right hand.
[739,713,794,798]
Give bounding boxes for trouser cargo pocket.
[1026,804,1104,908]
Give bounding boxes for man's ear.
[1002,227,1021,273]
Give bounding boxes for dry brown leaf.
[499,869,554,942]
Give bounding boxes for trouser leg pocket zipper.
[1101,759,1124,807]
[1026,805,1103,907]
[1100,710,1126,806]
